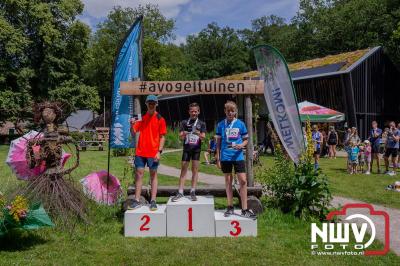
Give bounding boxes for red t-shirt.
[132,112,167,158]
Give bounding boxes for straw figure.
[23,102,88,226]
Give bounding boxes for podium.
[214,210,257,237]
[124,205,166,237]
[124,196,257,237]
[167,196,215,237]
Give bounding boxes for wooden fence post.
[244,95,254,187]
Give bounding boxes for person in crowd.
[358,143,365,173]
[364,140,372,175]
[348,141,360,174]
[204,135,217,165]
[216,101,256,219]
[384,121,400,176]
[129,95,167,211]
[380,128,389,157]
[344,127,352,172]
[262,123,275,156]
[327,126,338,159]
[348,127,361,145]
[312,124,323,170]
[369,121,382,174]
[172,103,206,202]
[321,128,328,157]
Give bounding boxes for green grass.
[162,151,400,210]
[1,145,399,265]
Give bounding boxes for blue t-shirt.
[216,119,248,161]
[387,129,400,149]
[349,146,359,162]
[369,128,382,148]
[209,139,216,151]
[312,131,321,150]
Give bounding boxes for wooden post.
[244,95,254,187]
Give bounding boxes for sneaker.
[149,200,157,211]
[127,199,141,210]
[171,192,184,202]
[389,171,396,176]
[190,191,197,201]
[224,206,234,217]
[365,171,370,175]
[241,209,257,219]
[385,171,392,175]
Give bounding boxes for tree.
[184,23,251,79]
[83,4,184,102]
[0,0,99,124]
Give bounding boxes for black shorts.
[220,161,246,174]
[371,145,380,154]
[327,140,337,145]
[182,150,201,161]
[385,148,398,158]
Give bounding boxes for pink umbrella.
[6,130,71,180]
[80,170,122,205]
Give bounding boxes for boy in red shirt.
[129,95,167,211]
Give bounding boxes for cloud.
[81,0,192,19]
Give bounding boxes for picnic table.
[79,140,105,151]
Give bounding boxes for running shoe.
[365,171,370,175]
[127,199,141,210]
[190,191,197,201]
[241,209,257,220]
[388,171,396,176]
[171,192,184,202]
[149,200,158,211]
[224,206,234,217]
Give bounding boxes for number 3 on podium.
[230,220,242,236]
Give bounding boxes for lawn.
[162,151,400,209]
[0,145,399,265]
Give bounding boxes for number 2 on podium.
[140,215,150,231]
[188,207,193,231]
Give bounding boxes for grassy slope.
[0,146,399,265]
[162,151,400,209]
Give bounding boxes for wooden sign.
[120,80,264,95]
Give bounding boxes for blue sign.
[110,18,142,148]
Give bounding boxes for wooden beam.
[244,95,254,187]
[120,80,264,95]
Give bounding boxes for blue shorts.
[134,156,159,170]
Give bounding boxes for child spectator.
[364,140,372,174]
[348,142,359,174]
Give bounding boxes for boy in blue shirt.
[216,101,256,219]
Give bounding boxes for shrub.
[164,127,182,149]
[256,121,331,220]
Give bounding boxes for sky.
[79,0,300,44]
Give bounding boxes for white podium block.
[167,196,215,237]
[214,210,257,237]
[124,205,166,237]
